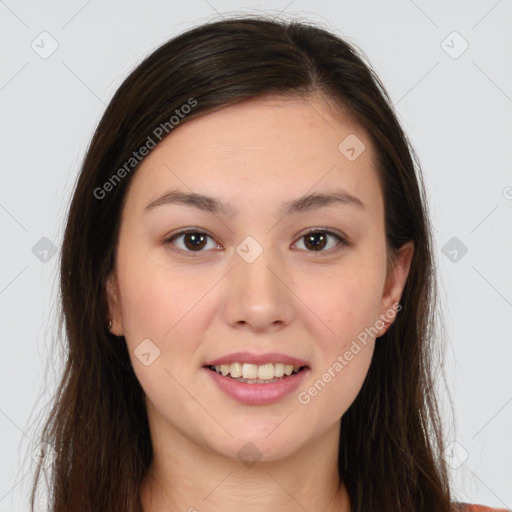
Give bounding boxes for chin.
[201,425,307,464]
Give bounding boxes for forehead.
[123,94,383,219]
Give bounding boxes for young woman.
[29,15,510,512]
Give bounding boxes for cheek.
[116,254,220,396]
[315,341,374,417]
[117,251,212,342]
[295,334,375,432]
[296,257,384,343]
[292,254,382,415]
[117,260,206,412]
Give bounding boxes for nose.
[221,246,294,332]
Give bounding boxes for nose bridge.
[223,237,292,329]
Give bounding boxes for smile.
[207,362,305,382]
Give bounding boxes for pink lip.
[203,351,310,367]
[203,366,310,405]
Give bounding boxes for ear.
[105,271,124,336]
[377,240,414,336]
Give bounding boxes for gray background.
[1,0,511,510]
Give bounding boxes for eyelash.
[163,227,348,256]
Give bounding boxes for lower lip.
[203,367,310,405]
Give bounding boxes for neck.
[140,415,350,512]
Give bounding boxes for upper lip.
[203,351,309,368]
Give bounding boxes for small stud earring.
[108,319,113,329]
[383,319,394,333]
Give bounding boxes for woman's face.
[107,94,413,462]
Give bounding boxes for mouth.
[204,363,309,384]
[202,362,311,405]
[202,352,311,404]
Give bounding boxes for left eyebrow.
[144,188,365,216]
[281,190,365,213]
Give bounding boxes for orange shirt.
[455,502,511,512]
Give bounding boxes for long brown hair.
[29,14,456,511]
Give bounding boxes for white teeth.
[210,362,303,380]
[230,362,242,378]
[274,363,285,377]
[257,363,274,380]
[242,363,258,379]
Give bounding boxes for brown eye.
[165,229,219,254]
[294,229,347,253]
[182,232,208,251]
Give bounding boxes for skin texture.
[106,94,414,512]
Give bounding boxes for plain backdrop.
[1,1,511,510]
